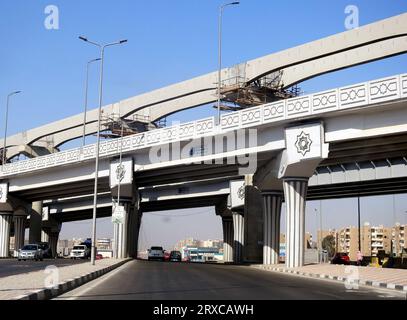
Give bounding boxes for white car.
[148,246,165,261]
[70,245,91,259]
[18,244,44,261]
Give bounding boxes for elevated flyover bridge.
[0,13,407,268]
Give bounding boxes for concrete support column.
[29,201,43,244]
[243,177,264,263]
[13,215,27,257]
[262,191,283,265]
[0,214,12,258]
[127,206,141,258]
[283,178,308,268]
[232,212,245,263]
[222,217,234,263]
[114,203,130,259]
[49,231,59,258]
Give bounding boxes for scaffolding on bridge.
[215,70,301,111]
[99,113,167,139]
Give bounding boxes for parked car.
[18,244,44,261]
[331,252,350,265]
[95,254,103,260]
[70,245,91,259]
[169,251,182,262]
[164,251,171,262]
[38,242,52,258]
[148,246,165,261]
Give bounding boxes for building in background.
[181,246,222,262]
[337,223,392,260]
[97,238,112,250]
[392,224,406,256]
[174,238,201,251]
[174,238,223,251]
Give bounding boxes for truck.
[70,239,92,259]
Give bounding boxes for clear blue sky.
[1,1,406,246]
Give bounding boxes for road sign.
[112,205,125,224]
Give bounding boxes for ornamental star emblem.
[115,164,126,182]
[237,185,245,200]
[295,131,312,156]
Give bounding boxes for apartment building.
[392,224,406,256]
[337,223,392,260]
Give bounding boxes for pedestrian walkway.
[0,258,129,300]
[253,264,407,292]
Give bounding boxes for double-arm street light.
[79,36,128,265]
[82,58,101,148]
[2,91,22,167]
[217,1,239,125]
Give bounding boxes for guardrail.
[1,73,406,178]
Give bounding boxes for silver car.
[18,244,44,261]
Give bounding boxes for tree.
[322,235,336,258]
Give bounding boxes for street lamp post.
[2,91,22,167]
[79,36,128,265]
[217,1,239,125]
[315,202,323,263]
[82,58,101,148]
[357,196,361,252]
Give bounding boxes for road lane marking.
[55,260,136,300]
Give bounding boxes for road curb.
[252,265,407,293]
[13,259,132,300]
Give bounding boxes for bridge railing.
[1,73,406,178]
[220,74,407,130]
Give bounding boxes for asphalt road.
[0,258,89,278]
[57,260,406,300]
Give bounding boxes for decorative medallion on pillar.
[285,123,325,163]
[110,158,134,200]
[279,122,329,179]
[110,158,133,187]
[295,131,312,156]
[229,180,245,209]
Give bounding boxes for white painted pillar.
[113,223,119,259]
[13,215,27,257]
[232,212,245,263]
[222,217,234,263]
[41,228,50,243]
[0,214,12,258]
[114,203,130,259]
[283,178,308,268]
[262,191,283,265]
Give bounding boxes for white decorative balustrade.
[1,73,406,178]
